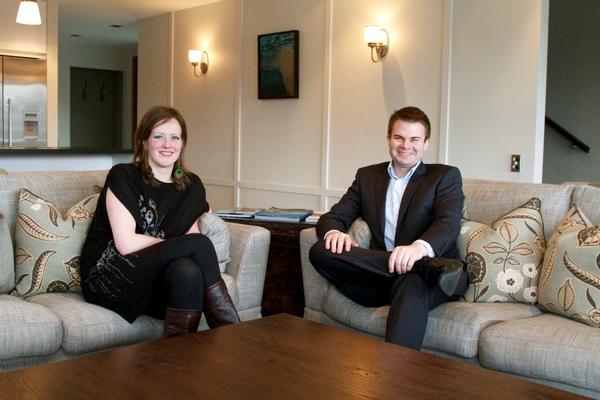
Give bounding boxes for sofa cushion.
[26,273,238,355]
[0,214,14,294]
[27,292,161,355]
[321,285,541,359]
[538,206,600,327]
[423,302,542,358]
[0,171,107,236]
[198,212,230,273]
[322,285,388,336]
[479,313,600,392]
[458,198,545,304]
[462,179,572,239]
[14,189,98,297]
[0,294,62,359]
[572,184,600,223]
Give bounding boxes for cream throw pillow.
[348,218,371,249]
[458,198,546,303]
[198,212,231,273]
[14,189,98,297]
[538,205,600,327]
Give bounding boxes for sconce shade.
[188,50,202,64]
[189,49,209,76]
[16,0,41,25]
[363,25,381,44]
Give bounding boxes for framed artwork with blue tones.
[258,30,299,99]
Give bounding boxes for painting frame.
[258,30,299,99]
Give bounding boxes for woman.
[81,105,239,337]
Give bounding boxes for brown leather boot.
[203,279,240,328]
[163,307,202,338]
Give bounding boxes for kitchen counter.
[0,147,133,155]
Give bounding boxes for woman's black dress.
[80,163,209,322]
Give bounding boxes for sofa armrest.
[300,228,330,314]
[225,222,270,312]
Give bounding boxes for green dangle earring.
[174,167,183,179]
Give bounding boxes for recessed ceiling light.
[110,24,122,28]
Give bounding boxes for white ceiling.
[57,0,219,46]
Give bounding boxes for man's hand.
[324,230,358,254]
[388,243,428,274]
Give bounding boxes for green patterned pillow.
[538,206,600,327]
[458,198,546,303]
[14,189,99,297]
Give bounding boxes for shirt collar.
[387,161,421,181]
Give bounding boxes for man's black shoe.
[416,257,466,297]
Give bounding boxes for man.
[309,106,468,350]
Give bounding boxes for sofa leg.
[163,307,202,337]
[203,279,241,328]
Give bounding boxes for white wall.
[138,12,172,115]
[444,0,548,182]
[172,0,241,209]
[328,0,443,201]
[46,0,58,147]
[239,0,325,210]
[137,0,549,210]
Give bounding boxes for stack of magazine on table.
[304,211,325,224]
[214,207,264,219]
[254,207,313,223]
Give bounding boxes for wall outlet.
[511,154,521,172]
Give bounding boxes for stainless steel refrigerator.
[1,56,46,148]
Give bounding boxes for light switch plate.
[511,154,521,172]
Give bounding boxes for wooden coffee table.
[0,314,585,399]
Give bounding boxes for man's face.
[387,119,430,176]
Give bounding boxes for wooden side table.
[223,218,313,317]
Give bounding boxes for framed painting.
[258,30,299,99]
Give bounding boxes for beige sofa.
[301,178,600,398]
[0,170,270,372]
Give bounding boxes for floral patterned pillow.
[14,189,98,297]
[457,198,545,303]
[538,206,600,327]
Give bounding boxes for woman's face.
[145,118,183,171]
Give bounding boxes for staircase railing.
[545,116,590,153]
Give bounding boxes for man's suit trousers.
[309,241,459,349]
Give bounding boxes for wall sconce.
[188,50,209,76]
[16,0,41,25]
[363,25,389,63]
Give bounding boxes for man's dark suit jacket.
[316,162,463,259]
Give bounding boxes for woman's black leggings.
[83,233,221,322]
